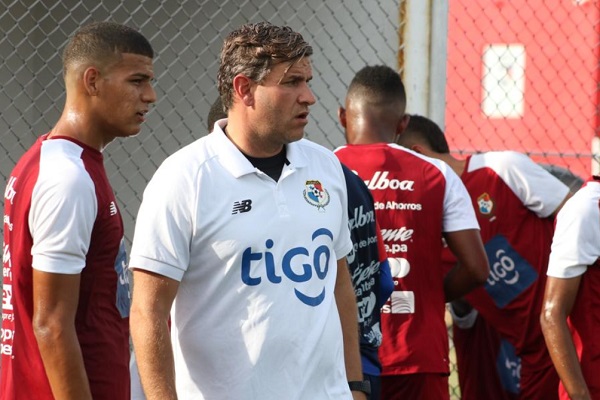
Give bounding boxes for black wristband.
[348,380,371,396]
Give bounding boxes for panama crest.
[477,192,495,215]
[303,180,330,211]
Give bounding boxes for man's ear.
[232,74,255,106]
[338,107,347,128]
[397,114,411,135]
[82,66,101,96]
[411,144,427,155]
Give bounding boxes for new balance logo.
[109,202,118,216]
[232,199,252,214]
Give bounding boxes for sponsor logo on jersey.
[364,171,415,191]
[109,201,118,216]
[4,176,17,205]
[2,284,13,311]
[382,291,415,314]
[477,192,495,216]
[0,326,13,355]
[484,235,538,308]
[496,339,521,395]
[232,199,253,214]
[303,180,330,211]
[374,201,422,211]
[113,239,130,318]
[348,205,375,230]
[241,228,333,306]
[3,215,13,231]
[381,227,413,254]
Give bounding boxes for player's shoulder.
[37,139,96,189]
[389,143,452,177]
[469,150,532,172]
[298,138,337,158]
[564,179,600,214]
[295,139,344,171]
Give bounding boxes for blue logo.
[484,235,538,308]
[113,238,131,318]
[496,339,521,394]
[241,228,333,306]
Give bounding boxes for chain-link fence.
[2,0,599,398]
[0,0,402,247]
[445,0,599,180]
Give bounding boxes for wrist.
[348,380,371,396]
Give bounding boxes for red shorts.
[381,373,449,400]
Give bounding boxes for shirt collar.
[210,120,308,178]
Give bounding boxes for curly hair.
[217,21,313,111]
[62,21,153,76]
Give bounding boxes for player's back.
[336,143,450,374]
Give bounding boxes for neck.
[49,107,107,151]
[440,153,466,177]
[225,116,283,158]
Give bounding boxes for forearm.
[444,230,489,302]
[130,306,177,400]
[334,260,367,400]
[443,264,485,302]
[541,313,590,400]
[34,322,92,400]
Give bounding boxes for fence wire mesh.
[1,1,599,398]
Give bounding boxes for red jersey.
[547,177,600,399]
[448,151,567,398]
[335,143,478,375]
[452,312,520,400]
[2,135,130,399]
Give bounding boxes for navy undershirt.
[244,147,288,181]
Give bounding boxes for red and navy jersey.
[340,163,393,376]
[336,143,477,375]
[1,135,130,399]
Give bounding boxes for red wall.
[445,0,600,178]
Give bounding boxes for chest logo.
[477,192,495,216]
[232,199,253,214]
[303,180,330,211]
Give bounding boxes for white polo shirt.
[130,121,353,400]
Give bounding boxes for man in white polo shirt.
[129,22,367,400]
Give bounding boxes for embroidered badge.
[477,192,495,216]
[303,180,330,211]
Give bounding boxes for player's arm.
[443,229,489,302]
[334,257,367,400]
[130,269,179,400]
[32,271,92,400]
[540,275,591,400]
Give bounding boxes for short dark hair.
[207,97,226,132]
[399,114,450,154]
[217,21,313,111]
[347,65,406,107]
[62,21,154,75]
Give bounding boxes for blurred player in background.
[397,114,570,400]
[335,65,489,400]
[541,175,600,400]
